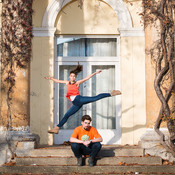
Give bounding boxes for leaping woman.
[45,63,121,134]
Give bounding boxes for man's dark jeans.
[71,142,102,158]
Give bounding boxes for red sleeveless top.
[66,82,80,101]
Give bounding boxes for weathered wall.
[0,3,1,28]
[0,68,30,129]
[126,0,143,28]
[144,5,175,128]
[0,2,2,114]
[0,1,31,130]
[145,25,161,128]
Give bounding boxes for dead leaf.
[3,161,16,166]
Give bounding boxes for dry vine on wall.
[142,0,175,155]
[0,0,33,129]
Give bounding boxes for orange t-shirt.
[71,126,102,141]
[66,83,80,101]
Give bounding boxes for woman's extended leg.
[73,90,121,106]
[57,104,82,127]
[48,104,82,134]
[80,93,111,105]
[72,93,111,106]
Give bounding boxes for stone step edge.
[33,147,144,150]
[16,156,159,158]
[0,165,174,174]
[17,149,144,157]
[15,156,163,166]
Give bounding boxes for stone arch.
[42,0,132,29]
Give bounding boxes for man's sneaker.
[77,157,82,166]
[88,157,94,167]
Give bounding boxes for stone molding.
[119,28,145,37]
[33,27,56,37]
[42,0,132,29]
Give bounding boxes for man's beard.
[83,126,89,130]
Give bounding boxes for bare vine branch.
[142,0,175,156]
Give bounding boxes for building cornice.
[119,28,145,37]
[32,27,56,37]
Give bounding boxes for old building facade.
[31,0,146,145]
[1,0,172,146]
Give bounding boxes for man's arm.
[70,137,84,144]
[83,137,103,147]
[90,137,103,143]
[70,136,103,147]
[70,136,102,144]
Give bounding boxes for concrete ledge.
[140,129,175,162]
[29,146,144,157]
[0,131,40,165]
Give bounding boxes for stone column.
[119,28,146,145]
[30,27,56,145]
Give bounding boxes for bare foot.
[48,126,60,134]
[110,90,122,96]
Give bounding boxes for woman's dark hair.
[70,62,83,76]
[81,115,92,122]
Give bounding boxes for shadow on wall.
[106,104,146,144]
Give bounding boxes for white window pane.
[57,38,117,57]
[86,38,117,56]
[92,65,116,129]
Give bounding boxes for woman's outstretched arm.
[44,77,68,84]
[77,70,102,85]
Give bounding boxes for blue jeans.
[57,93,111,127]
[71,142,102,158]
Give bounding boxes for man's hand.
[83,140,91,147]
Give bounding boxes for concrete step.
[15,156,162,166]
[24,145,144,157]
[0,165,175,174]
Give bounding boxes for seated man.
[70,115,103,166]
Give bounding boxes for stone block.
[0,143,12,166]
[16,141,36,150]
[141,129,175,162]
[0,149,7,165]
[0,131,40,160]
[15,141,36,157]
